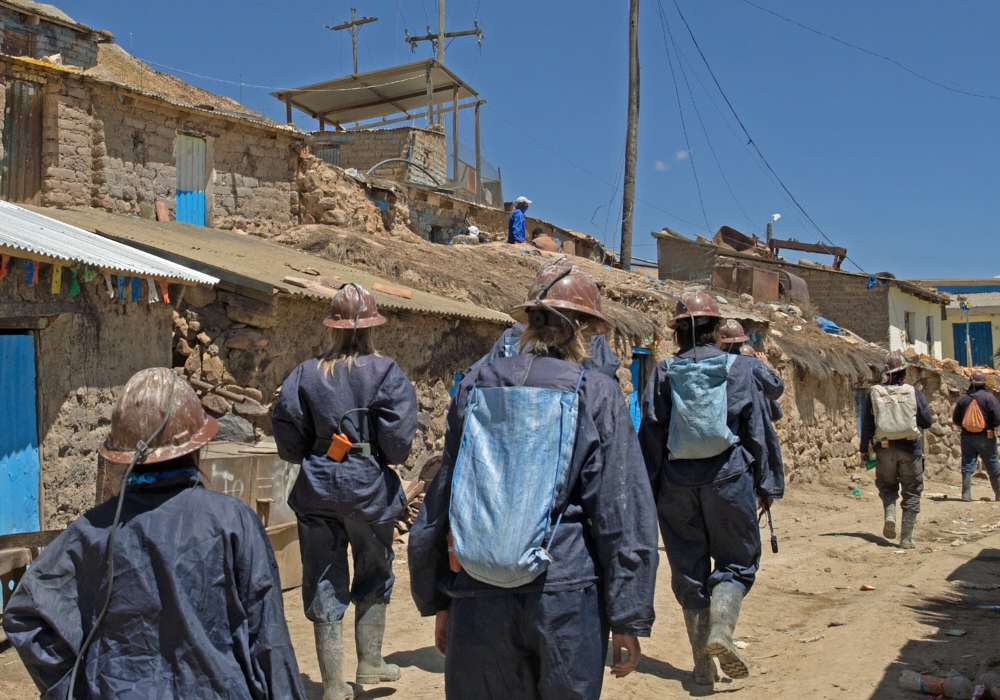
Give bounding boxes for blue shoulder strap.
[544,367,586,551]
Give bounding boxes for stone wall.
[0,258,174,529]
[310,126,447,187]
[0,9,104,70]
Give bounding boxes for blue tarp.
[815,316,843,335]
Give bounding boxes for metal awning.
[272,59,479,128]
[0,201,218,285]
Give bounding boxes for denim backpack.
[449,366,584,588]
[665,354,738,460]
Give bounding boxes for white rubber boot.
[314,622,354,700]
[706,582,749,679]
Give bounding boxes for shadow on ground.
[301,673,397,699]
[868,548,1000,699]
[820,531,897,547]
[385,646,444,674]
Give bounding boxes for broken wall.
[0,9,103,70]
[310,126,447,187]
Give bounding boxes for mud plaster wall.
[0,262,173,529]
[0,11,101,70]
[317,126,446,187]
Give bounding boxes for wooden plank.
[283,276,339,298]
[373,282,413,299]
[0,529,62,550]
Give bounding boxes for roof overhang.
[272,59,480,128]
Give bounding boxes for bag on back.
[449,369,584,588]
[665,354,738,460]
[962,398,987,433]
[870,384,920,440]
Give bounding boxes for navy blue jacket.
[638,345,781,499]
[272,355,418,524]
[750,356,785,421]
[859,382,933,456]
[408,354,659,637]
[508,208,526,243]
[464,323,622,382]
[2,474,305,700]
[953,387,1000,433]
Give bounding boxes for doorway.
[0,332,40,535]
[0,80,43,205]
[176,134,207,226]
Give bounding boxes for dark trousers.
[445,585,609,700]
[874,445,924,514]
[657,470,761,609]
[297,513,396,623]
[961,431,1000,478]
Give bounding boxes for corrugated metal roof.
[948,292,1000,309]
[28,206,514,326]
[0,201,218,285]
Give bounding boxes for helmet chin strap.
[349,282,364,345]
[532,263,578,351]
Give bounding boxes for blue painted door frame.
[0,332,40,535]
[176,134,207,226]
[629,348,652,431]
[953,322,994,368]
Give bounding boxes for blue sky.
[57,1,1000,278]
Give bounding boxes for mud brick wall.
[786,267,890,345]
[330,126,447,187]
[0,9,102,70]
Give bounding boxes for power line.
[735,0,1000,101]
[669,0,868,273]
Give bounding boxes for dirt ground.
[3,473,1000,699]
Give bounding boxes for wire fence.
[447,140,503,207]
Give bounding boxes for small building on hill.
[915,278,1000,368]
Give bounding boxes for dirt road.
[3,474,999,699]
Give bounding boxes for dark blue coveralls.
[749,356,785,477]
[409,354,660,700]
[272,356,417,623]
[953,387,1000,478]
[639,344,781,610]
[2,472,305,700]
[464,323,622,382]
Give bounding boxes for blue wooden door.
[176,134,207,226]
[0,333,40,534]
[954,322,995,368]
[629,349,652,431]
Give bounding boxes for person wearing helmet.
[952,369,1000,501]
[859,351,933,548]
[271,283,417,700]
[2,368,305,700]
[467,225,486,244]
[507,196,531,244]
[409,259,658,699]
[639,291,779,686]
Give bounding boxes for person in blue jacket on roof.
[409,259,659,700]
[272,283,418,700]
[507,195,530,243]
[639,291,780,687]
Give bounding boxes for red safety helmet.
[99,368,218,465]
[509,258,611,335]
[324,283,387,329]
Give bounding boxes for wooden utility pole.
[405,1,483,65]
[327,8,378,75]
[619,0,640,271]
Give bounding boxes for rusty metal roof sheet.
[29,206,513,326]
[0,201,218,285]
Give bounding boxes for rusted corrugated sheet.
[0,80,42,205]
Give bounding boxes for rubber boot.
[354,599,401,686]
[991,476,1000,502]
[899,511,917,550]
[962,473,973,502]
[314,622,354,700]
[883,502,896,540]
[683,608,719,685]
[706,582,749,679]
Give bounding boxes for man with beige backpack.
[859,351,934,548]
[952,369,1000,502]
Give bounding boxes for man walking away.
[859,351,933,549]
[952,369,1000,501]
[507,196,531,243]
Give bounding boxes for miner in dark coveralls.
[272,283,418,700]
[639,292,782,685]
[409,259,659,700]
[2,367,306,700]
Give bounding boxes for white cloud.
[676,150,690,161]
[654,160,669,171]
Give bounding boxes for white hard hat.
[468,226,480,236]
[515,196,532,205]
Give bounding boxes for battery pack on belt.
[314,437,377,461]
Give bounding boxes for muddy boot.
[355,599,401,686]
[962,473,973,502]
[883,502,897,540]
[683,608,719,685]
[899,511,917,550]
[706,582,749,679]
[991,476,1000,502]
[314,622,354,700]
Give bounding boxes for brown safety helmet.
[323,283,387,329]
[884,350,907,375]
[509,258,611,335]
[718,319,749,345]
[739,345,757,357]
[98,367,218,465]
[669,290,722,329]
[971,369,987,385]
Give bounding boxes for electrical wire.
[734,0,1000,101]
[669,0,869,274]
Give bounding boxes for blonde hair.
[518,321,591,365]
[318,328,379,375]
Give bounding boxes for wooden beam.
[426,64,434,128]
[285,95,293,125]
[0,529,62,550]
[474,101,483,204]
[452,86,459,183]
[341,99,478,130]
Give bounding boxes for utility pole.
[619,0,640,271]
[327,8,378,75]
[405,1,483,65]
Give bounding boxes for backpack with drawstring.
[963,397,987,433]
[664,354,738,460]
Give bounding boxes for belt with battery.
[313,438,379,457]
